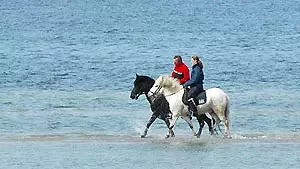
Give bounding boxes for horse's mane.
[157,75,183,92]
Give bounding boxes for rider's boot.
[187,98,198,119]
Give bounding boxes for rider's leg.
[187,98,198,117]
[187,86,200,118]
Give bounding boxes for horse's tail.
[224,95,231,138]
[224,95,230,120]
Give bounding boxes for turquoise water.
[0,0,299,168]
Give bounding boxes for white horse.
[148,76,231,138]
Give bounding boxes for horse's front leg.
[181,115,197,136]
[162,117,175,138]
[141,114,157,138]
[167,129,175,138]
[165,114,179,138]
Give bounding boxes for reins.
[164,88,183,97]
[149,84,183,98]
[148,85,162,96]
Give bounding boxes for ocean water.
[0,0,299,168]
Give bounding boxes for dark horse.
[130,74,215,138]
[130,74,174,137]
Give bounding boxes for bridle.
[165,87,183,97]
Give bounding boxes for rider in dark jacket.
[183,56,204,118]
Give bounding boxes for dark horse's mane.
[137,75,155,92]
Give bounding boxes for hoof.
[141,135,146,138]
[223,135,232,139]
[196,131,202,138]
[213,129,219,135]
[165,134,170,138]
[168,129,175,138]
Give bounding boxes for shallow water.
[0,135,300,169]
[0,0,300,168]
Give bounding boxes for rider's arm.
[178,65,190,85]
[171,70,175,78]
[183,67,201,88]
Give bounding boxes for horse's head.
[149,76,182,96]
[148,76,167,96]
[130,74,155,100]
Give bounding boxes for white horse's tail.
[224,95,231,138]
[225,95,230,120]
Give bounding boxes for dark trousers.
[187,85,203,100]
[187,85,203,117]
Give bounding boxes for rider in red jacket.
[171,55,190,85]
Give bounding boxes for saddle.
[182,89,207,105]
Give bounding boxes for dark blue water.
[0,0,299,168]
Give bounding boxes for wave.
[1,133,299,144]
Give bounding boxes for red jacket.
[171,63,190,85]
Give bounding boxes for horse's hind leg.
[196,115,205,138]
[224,119,230,138]
[203,112,216,135]
[224,116,231,138]
[195,113,216,138]
[181,115,197,136]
